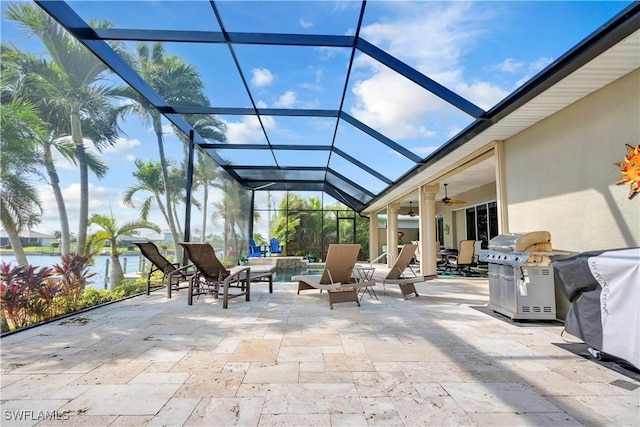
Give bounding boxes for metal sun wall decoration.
[615,144,640,200]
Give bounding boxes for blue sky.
[1,0,633,239]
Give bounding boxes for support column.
[386,203,400,267]
[419,184,439,277]
[494,140,509,233]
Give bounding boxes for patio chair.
[248,238,267,258]
[368,243,436,299]
[134,241,193,297]
[268,238,283,255]
[446,240,476,275]
[180,242,274,308]
[292,244,374,309]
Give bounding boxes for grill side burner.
[480,232,557,320]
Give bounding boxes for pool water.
[273,267,323,282]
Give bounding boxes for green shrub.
[113,279,147,297]
[78,288,114,309]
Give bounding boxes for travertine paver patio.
[1,278,638,426]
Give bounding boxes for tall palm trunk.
[152,115,181,257]
[201,184,209,242]
[173,204,183,238]
[4,223,27,266]
[109,246,124,290]
[154,195,172,234]
[43,142,71,254]
[71,107,88,255]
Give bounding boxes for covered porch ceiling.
[36,1,640,212]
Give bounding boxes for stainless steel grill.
[480,232,557,320]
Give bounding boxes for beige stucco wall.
[504,68,640,253]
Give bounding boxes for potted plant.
[306,253,316,263]
[238,255,248,266]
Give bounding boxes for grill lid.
[488,231,551,252]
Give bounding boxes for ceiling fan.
[439,183,466,205]
[407,201,416,217]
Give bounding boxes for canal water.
[1,253,326,288]
[0,253,144,289]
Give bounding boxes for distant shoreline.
[0,250,142,258]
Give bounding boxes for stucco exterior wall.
[504,69,640,252]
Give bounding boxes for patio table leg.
[188,277,194,305]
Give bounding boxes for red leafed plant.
[1,254,96,331]
[52,253,95,313]
[1,262,56,329]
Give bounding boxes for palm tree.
[123,159,171,227]
[5,4,121,255]
[192,153,224,242]
[115,42,209,257]
[87,213,161,289]
[1,43,109,255]
[0,99,45,266]
[177,115,227,242]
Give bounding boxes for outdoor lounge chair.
[134,241,193,297]
[367,243,436,299]
[292,244,374,309]
[179,242,274,308]
[268,238,283,255]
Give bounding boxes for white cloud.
[494,58,525,74]
[37,183,114,234]
[350,67,450,140]
[36,181,167,235]
[514,56,554,88]
[275,90,297,108]
[300,18,313,29]
[104,137,141,154]
[350,2,508,139]
[455,80,509,111]
[412,145,439,156]
[161,124,175,135]
[251,68,275,88]
[224,115,276,144]
[530,56,553,72]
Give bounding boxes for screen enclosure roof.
[35,1,640,212]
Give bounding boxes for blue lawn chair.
[269,238,283,255]
[248,238,267,258]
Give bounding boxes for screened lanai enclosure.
[2,1,636,266]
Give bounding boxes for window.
[466,201,498,248]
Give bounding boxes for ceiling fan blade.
[437,198,466,205]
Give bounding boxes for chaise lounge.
[179,242,274,308]
[293,244,375,309]
[366,243,436,299]
[134,241,193,297]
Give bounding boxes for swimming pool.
[273,267,323,282]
